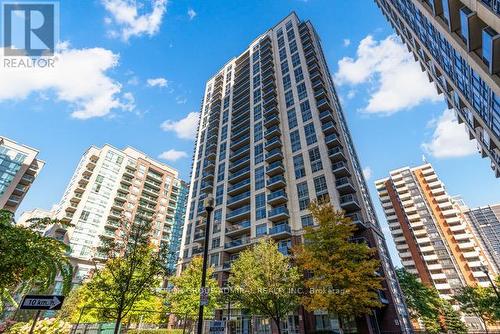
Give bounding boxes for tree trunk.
[275,317,282,334]
[338,316,343,334]
[482,317,489,334]
[114,311,122,334]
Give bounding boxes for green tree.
[229,239,301,334]
[454,285,498,333]
[86,216,169,334]
[294,202,382,329]
[167,256,221,322]
[441,299,467,334]
[395,268,441,322]
[0,209,73,312]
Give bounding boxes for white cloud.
[0,43,133,119]
[102,0,167,41]
[161,112,199,139]
[127,76,139,85]
[187,8,197,20]
[347,90,356,99]
[343,39,351,47]
[422,109,477,158]
[158,149,188,162]
[335,34,441,115]
[176,96,187,104]
[147,77,168,87]
[362,167,373,180]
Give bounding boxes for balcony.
[228,166,251,183]
[264,125,281,139]
[340,194,360,211]
[335,177,356,195]
[324,133,341,148]
[319,109,334,123]
[266,175,286,190]
[345,212,367,229]
[332,161,351,177]
[321,121,336,134]
[268,206,289,222]
[267,190,287,205]
[226,205,250,222]
[224,237,251,252]
[227,178,251,196]
[265,137,282,151]
[329,147,347,162]
[227,191,251,208]
[264,106,278,117]
[314,88,327,99]
[266,161,285,176]
[316,98,331,111]
[225,220,251,237]
[229,156,250,173]
[229,145,250,161]
[264,114,280,127]
[265,148,283,163]
[269,223,291,238]
[231,133,250,149]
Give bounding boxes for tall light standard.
[197,194,214,334]
[480,264,499,299]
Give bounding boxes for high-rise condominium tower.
[375,163,496,329]
[374,0,500,177]
[0,136,44,213]
[180,12,411,334]
[56,144,188,278]
[461,203,500,273]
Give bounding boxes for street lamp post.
[197,194,215,334]
[480,265,500,299]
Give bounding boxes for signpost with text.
[20,295,65,334]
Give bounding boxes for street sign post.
[20,295,65,334]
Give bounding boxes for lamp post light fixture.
[197,194,215,334]
[480,264,499,299]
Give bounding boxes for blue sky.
[1,0,498,265]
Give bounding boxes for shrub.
[5,318,71,333]
[127,329,183,334]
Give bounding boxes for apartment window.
[285,20,293,31]
[212,237,220,249]
[253,75,261,89]
[290,130,301,152]
[254,121,263,142]
[277,28,283,37]
[210,253,219,267]
[281,61,289,75]
[255,143,264,164]
[308,147,323,172]
[297,82,307,100]
[222,110,229,124]
[294,67,304,83]
[217,163,225,183]
[285,90,294,108]
[221,125,228,141]
[253,62,260,74]
[304,122,317,145]
[256,193,266,220]
[300,100,312,122]
[291,53,301,68]
[313,175,328,196]
[254,104,262,121]
[287,108,298,129]
[293,154,306,179]
[224,96,230,109]
[278,36,285,49]
[252,51,259,62]
[289,40,297,54]
[301,214,314,227]
[279,48,287,61]
[255,166,265,190]
[283,74,291,91]
[253,89,261,104]
[213,208,222,224]
[219,142,226,161]
[256,223,267,236]
[297,181,310,210]
[215,185,224,206]
[80,210,90,221]
[287,29,295,41]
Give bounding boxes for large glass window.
[287,108,298,129]
[255,166,265,190]
[290,130,301,152]
[255,193,266,220]
[300,100,312,122]
[285,90,294,108]
[313,175,328,196]
[293,154,306,179]
[297,181,310,210]
[308,147,323,172]
[304,122,317,145]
